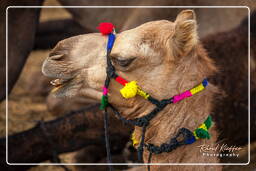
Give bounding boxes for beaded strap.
[132,115,213,152]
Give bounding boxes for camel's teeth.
[50,79,62,86]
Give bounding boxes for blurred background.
[0,0,255,171]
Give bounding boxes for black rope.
[144,128,195,154]
[147,152,153,171]
[101,50,114,170]
[137,125,147,162]
[108,98,176,163]
[102,34,197,169]
[104,108,112,171]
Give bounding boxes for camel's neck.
[144,82,216,146]
[134,44,217,150]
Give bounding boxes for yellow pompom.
[120,81,138,99]
[131,132,139,146]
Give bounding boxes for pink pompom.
[97,22,114,35]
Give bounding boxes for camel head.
[42,10,215,119]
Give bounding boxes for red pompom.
[97,22,114,35]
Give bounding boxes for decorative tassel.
[194,128,210,139]
[199,123,208,130]
[193,115,212,140]
[100,95,108,110]
[204,115,212,129]
[131,132,139,147]
[97,22,114,35]
[120,81,138,99]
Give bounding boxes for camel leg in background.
[0,0,44,101]
[34,18,91,50]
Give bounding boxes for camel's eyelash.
[111,57,136,67]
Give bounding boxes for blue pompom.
[202,78,208,87]
[107,33,115,51]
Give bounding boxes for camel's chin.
[51,87,77,98]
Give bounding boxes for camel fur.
[42,10,221,171]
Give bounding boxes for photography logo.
[197,144,242,158]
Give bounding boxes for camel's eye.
[112,57,136,67]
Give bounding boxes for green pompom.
[204,115,212,129]
[100,95,108,110]
[195,128,210,139]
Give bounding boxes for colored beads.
[190,79,208,95]
[107,33,115,51]
[173,90,192,103]
[190,83,205,95]
[102,86,108,95]
[98,22,115,110]
[100,95,108,110]
[100,86,109,110]
[115,76,128,86]
[137,89,150,99]
[173,79,208,103]
[202,79,208,87]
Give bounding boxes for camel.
[42,10,222,170]
[2,0,252,102]
[202,12,255,146]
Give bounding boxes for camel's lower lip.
[50,78,72,93]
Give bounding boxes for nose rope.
[97,23,212,171]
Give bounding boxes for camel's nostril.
[49,54,65,61]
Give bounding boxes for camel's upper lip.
[42,60,76,93]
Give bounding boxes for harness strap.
[97,23,212,170]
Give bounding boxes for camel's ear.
[172,10,198,57]
[175,10,196,22]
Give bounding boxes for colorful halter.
[97,23,212,170]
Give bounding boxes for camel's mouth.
[50,78,72,93]
[42,60,83,97]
